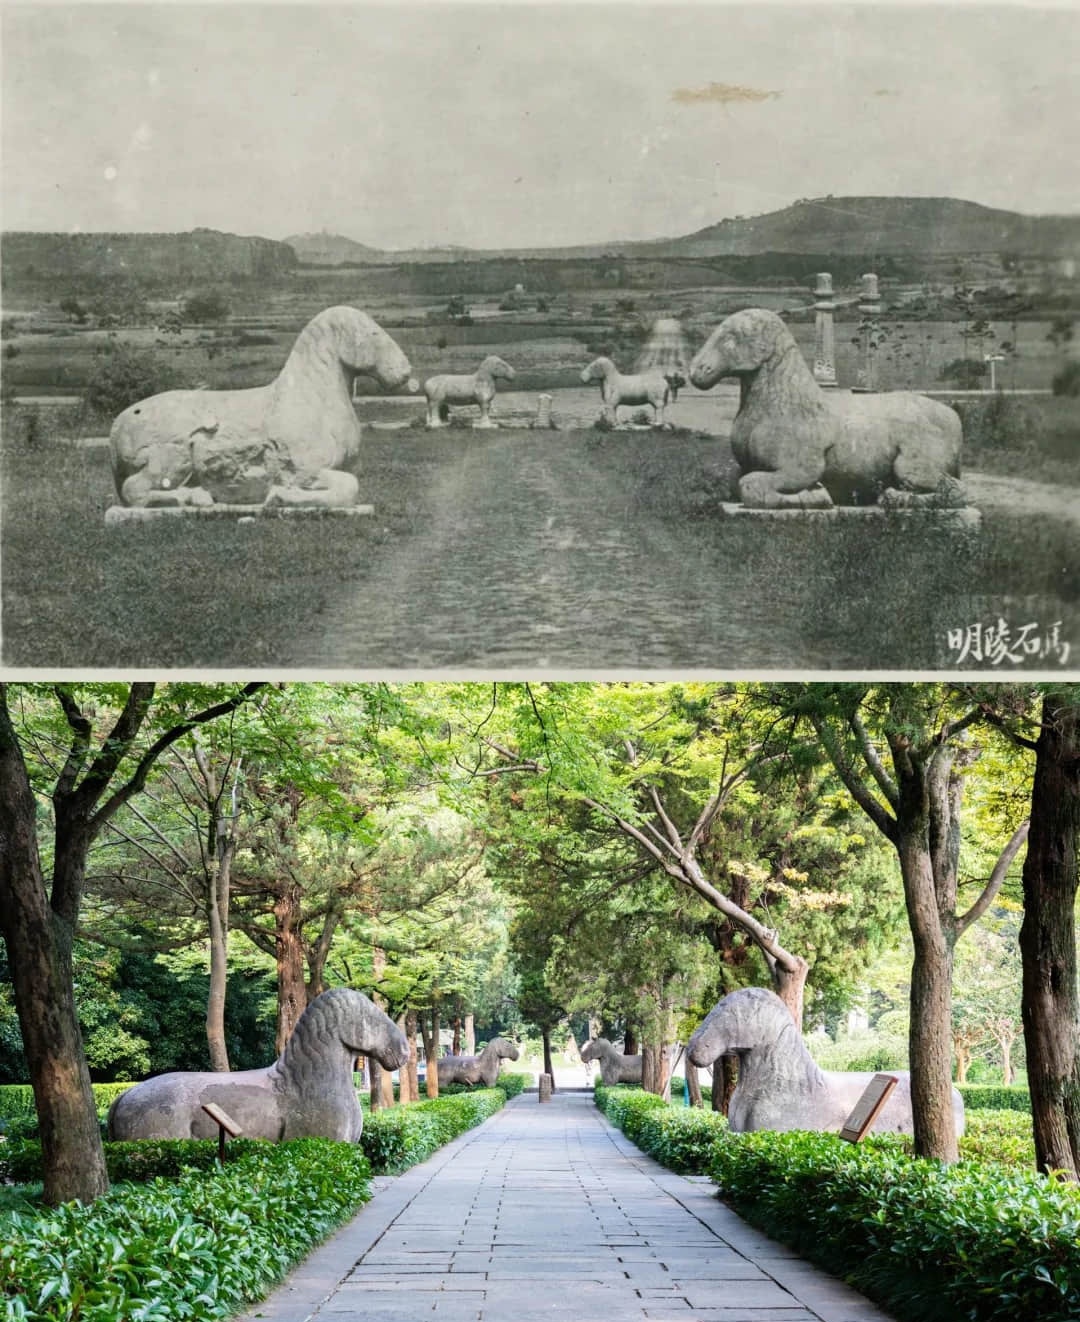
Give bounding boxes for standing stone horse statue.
[110,306,418,509]
[424,356,516,429]
[437,1036,520,1087]
[687,987,965,1136]
[580,357,671,427]
[688,307,967,509]
[579,1038,644,1086]
[107,988,408,1143]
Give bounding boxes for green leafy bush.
[958,1109,1036,1169]
[958,1085,1031,1114]
[360,1088,506,1174]
[1,1138,372,1320]
[495,1072,529,1099]
[708,1130,1080,1322]
[0,1137,270,1185]
[594,1085,727,1173]
[83,344,186,421]
[0,1083,135,1140]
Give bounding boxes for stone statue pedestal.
[105,503,374,526]
[719,503,981,531]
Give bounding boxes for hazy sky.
[3,1,1078,249]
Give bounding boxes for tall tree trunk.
[274,883,306,1054]
[421,1007,441,1099]
[452,1016,462,1055]
[205,862,231,1072]
[0,743,108,1204]
[712,1056,738,1115]
[370,946,395,1108]
[1019,695,1080,1178]
[642,1042,658,1095]
[399,1013,418,1104]
[898,830,959,1162]
[464,1013,476,1055]
[542,1027,555,1089]
[624,1026,637,1055]
[686,1061,702,1108]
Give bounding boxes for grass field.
[3,410,1077,670]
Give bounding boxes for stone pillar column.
[536,393,553,429]
[813,272,837,388]
[856,272,882,392]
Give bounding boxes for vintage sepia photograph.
[1,0,1078,671]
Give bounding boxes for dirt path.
[299,428,816,669]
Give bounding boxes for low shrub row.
[361,1087,507,1174]
[709,1132,1080,1322]
[1,1138,373,1321]
[0,1083,134,1131]
[957,1084,1031,1113]
[595,1084,728,1173]
[437,1072,529,1100]
[595,1087,1079,1322]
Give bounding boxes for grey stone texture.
[424,355,516,428]
[110,306,415,508]
[687,987,965,1137]
[580,1037,644,1085]
[688,307,967,510]
[231,1089,897,1322]
[438,1036,520,1087]
[107,987,408,1142]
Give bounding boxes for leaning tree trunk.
[1019,696,1080,1178]
[0,850,109,1205]
[623,1026,638,1055]
[712,1056,738,1115]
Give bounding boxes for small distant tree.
[59,296,87,325]
[182,290,231,324]
[1047,317,1074,360]
[84,344,185,420]
[938,357,986,390]
[447,296,468,319]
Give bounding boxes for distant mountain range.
[286,196,1080,265]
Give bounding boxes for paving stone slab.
[233,1093,897,1322]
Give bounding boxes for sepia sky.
[3,1,1079,250]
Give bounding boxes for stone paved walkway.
[234,1092,895,1322]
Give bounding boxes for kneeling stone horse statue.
[687,987,964,1136]
[108,987,408,1143]
[579,1037,643,1086]
[437,1036,520,1087]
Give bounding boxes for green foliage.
[1051,359,1080,397]
[595,1084,729,1173]
[0,1138,372,1320]
[360,1088,506,1174]
[83,343,186,420]
[181,290,231,324]
[493,1072,528,1099]
[951,392,1045,453]
[707,1130,1080,1322]
[958,1110,1035,1169]
[938,357,987,389]
[957,1085,1031,1113]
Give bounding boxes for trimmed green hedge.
[596,1084,728,1173]
[595,1086,1080,1322]
[958,1084,1031,1113]
[709,1131,1080,1322]
[361,1087,506,1174]
[0,1084,136,1139]
[438,1072,529,1100]
[1,1138,373,1321]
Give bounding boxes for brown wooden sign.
[201,1102,242,1136]
[839,1073,898,1143]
